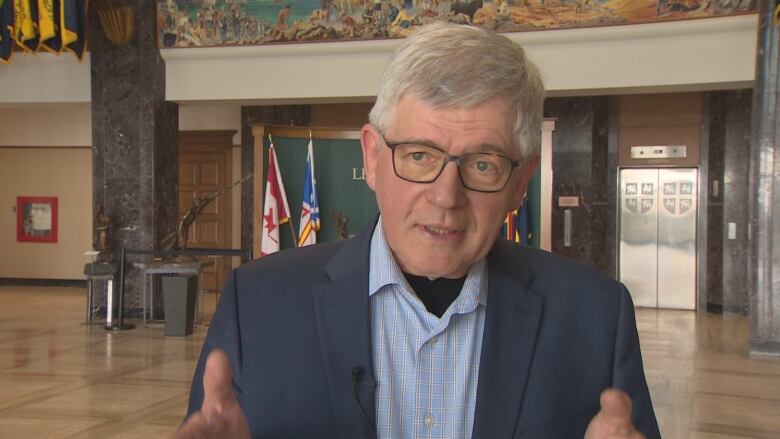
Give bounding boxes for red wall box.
[17,196,58,243]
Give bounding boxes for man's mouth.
[423,225,458,235]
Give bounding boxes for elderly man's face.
[361,94,538,278]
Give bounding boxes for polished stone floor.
[0,286,778,438]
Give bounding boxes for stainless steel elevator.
[619,168,697,310]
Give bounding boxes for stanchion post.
[106,247,135,331]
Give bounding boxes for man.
[176,22,660,438]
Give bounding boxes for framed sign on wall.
[17,196,58,243]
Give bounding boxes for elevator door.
[619,168,697,310]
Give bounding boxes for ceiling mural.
[157,0,756,49]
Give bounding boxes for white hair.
[369,22,545,159]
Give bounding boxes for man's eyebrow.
[389,139,508,154]
[388,137,439,147]
[471,143,507,154]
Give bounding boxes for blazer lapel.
[472,240,544,439]
[312,221,377,438]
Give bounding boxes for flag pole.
[268,131,297,248]
[288,220,298,248]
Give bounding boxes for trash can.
[162,275,198,336]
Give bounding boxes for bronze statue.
[331,210,350,240]
[162,174,252,251]
[95,209,110,256]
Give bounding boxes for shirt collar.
[368,216,488,307]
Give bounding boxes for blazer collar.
[472,239,544,439]
[312,216,378,438]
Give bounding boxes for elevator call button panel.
[630,145,687,159]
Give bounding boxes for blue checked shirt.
[369,217,488,439]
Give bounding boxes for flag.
[298,140,320,247]
[40,0,60,52]
[0,0,14,62]
[501,195,531,245]
[11,0,35,51]
[261,144,292,256]
[517,198,531,245]
[21,0,38,51]
[36,0,55,51]
[502,209,519,243]
[61,0,77,47]
[63,0,85,60]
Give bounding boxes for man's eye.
[475,161,496,172]
[411,152,426,161]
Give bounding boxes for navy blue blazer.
[188,221,661,438]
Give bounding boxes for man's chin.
[409,260,469,279]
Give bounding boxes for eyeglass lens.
[392,143,512,191]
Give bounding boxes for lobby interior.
[1,1,779,438]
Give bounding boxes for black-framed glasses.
[380,135,520,193]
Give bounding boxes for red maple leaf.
[264,208,277,234]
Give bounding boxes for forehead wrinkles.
[390,102,514,155]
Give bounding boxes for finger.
[598,389,635,436]
[173,412,211,439]
[599,388,633,421]
[202,349,236,415]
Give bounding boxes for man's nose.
[426,161,467,209]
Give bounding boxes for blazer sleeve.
[186,268,244,418]
[612,284,662,439]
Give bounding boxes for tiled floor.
[0,286,779,438]
[0,287,206,439]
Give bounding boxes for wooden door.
[179,131,235,294]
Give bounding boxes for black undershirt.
[403,272,467,318]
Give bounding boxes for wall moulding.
[162,15,758,104]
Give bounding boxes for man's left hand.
[585,389,646,439]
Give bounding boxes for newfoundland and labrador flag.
[297,140,320,247]
[261,144,291,256]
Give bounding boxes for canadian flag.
[261,144,291,256]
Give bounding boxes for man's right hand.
[585,389,645,439]
[173,350,250,439]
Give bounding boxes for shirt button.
[424,414,435,427]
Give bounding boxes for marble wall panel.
[545,96,613,276]
[706,90,752,315]
[706,92,726,311]
[705,90,752,315]
[721,90,752,315]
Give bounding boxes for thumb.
[599,388,633,421]
[202,349,236,415]
[586,388,636,437]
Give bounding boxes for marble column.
[89,0,179,313]
[240,105,311,261]
[748,0,780,355]
[545,96,614,276]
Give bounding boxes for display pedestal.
[134,259,212,335]
[162,276,198,337]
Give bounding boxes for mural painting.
[157,0,756,48]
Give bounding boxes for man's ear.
[361,124,380,192]
[507,155,540,212]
